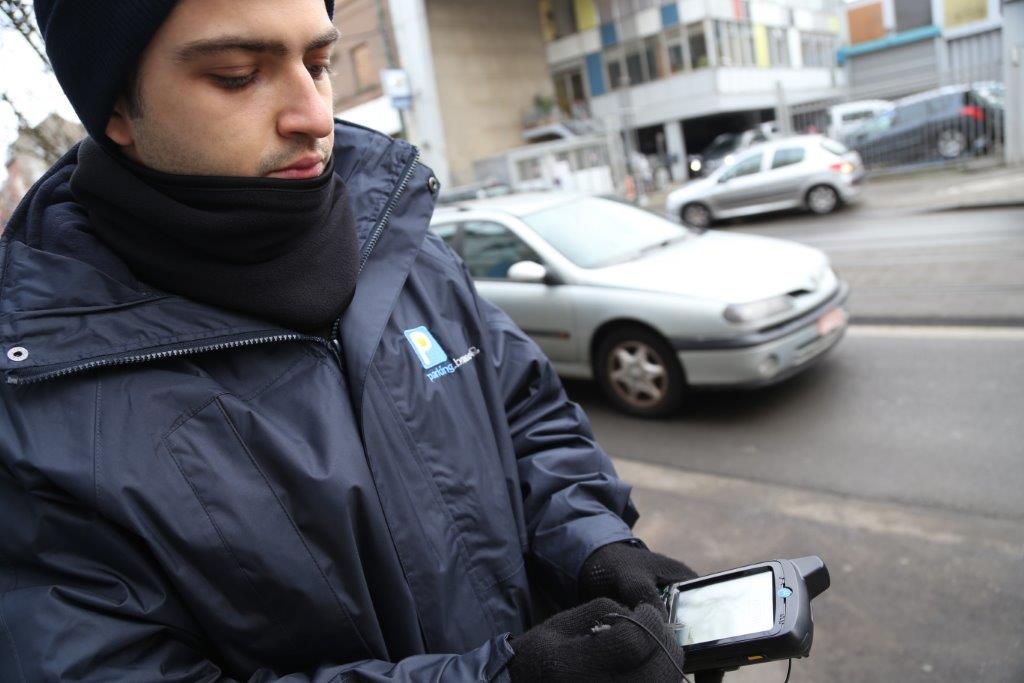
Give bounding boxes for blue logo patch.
[404,326,448,369]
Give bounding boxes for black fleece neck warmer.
[70,137,359,335]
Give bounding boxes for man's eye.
[212,73,257,90]
[308,63,333,80]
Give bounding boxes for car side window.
[720,153,763,181]
[461,221,540,280]
[431,222,459,249]
[771,147,806,169]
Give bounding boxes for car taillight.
[960,105,984,121]
[829,162,854,174]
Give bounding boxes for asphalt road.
[719,205,1024,323]
[560,206,1024,681]
[564,325,1024,682]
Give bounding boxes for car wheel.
[681,203,712,229]
[937,129,966,159]
[806,185,839,215]
[595,326,686,418]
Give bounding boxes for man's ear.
[105,97,135,146]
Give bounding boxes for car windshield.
[703,133,739,157]
[522,197,691,268]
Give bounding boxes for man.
[0,1,697,680]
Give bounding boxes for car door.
[757,146,810,209]
[708,152,766,215]
[444,219,578,364]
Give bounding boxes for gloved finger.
[630,604,686,671]
[619,579,667,614]
[586,613,659,669]
[653,555,700,584]
[545,597,627,637]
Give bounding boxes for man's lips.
[266,155,325,179]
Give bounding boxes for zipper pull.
[327,337,343,364]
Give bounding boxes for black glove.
[579,540,698,613]
[508,597,684,682]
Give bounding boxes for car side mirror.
[507,260,549,284]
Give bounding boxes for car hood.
[580,230,829,303]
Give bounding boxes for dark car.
[688,123,778,178]
[848,84,1004,168]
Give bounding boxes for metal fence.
[786,58,1005,176]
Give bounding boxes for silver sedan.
[667,135,865,228]
[430,193,849,417]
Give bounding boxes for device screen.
[670,569,775,646]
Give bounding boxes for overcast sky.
[0,27,78,185]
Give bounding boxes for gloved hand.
[508,597,684,682]
[579,540,698,614]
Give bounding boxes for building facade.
[330,0,404,137]
[537,0,845,180]
[838,0,1004,99]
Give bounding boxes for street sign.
[381,69,412,111]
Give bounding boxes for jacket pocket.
[162,394,373,670]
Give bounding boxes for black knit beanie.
[34,0,336,142]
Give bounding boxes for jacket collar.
[0,121,425,386]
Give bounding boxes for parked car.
[688,122,779,178]
[827,99,891,142]
[847,84,1004,168]
[430,193,849,417]
[667,135,864,229]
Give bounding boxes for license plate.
[817,308,847,337]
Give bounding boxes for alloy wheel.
[937,130,966,159]
[682,203,711,228]
[606,340,669,410]
[807,185,838,215]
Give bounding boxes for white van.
[827,100,892,141]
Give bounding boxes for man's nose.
[277,66,334,141]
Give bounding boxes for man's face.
[106,0,337,178]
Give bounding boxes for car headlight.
[690,159,702,172]
[723,154,736,165]
[723,295,794,323]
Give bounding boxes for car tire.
[594,326,686,418]
[806,185,839,215]
[681,202,712,229]
[937,129,966,159]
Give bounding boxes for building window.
[553,67,587,114]
[715,20,755,67]
[350,43,376,92]
[668,41,685,73]
[688,22,709,68]
[607,56,625,89]
[768,27,790,67]
[552,0,579,39]
[800,32,836,68]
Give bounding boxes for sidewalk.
[643,162,1024,216]
[859,163,1024,212]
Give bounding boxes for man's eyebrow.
[173,27,340,62]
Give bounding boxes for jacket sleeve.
[0,467,512,683]
[462,263,639,598]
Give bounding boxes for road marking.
[847,325,1024,340]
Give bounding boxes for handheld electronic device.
[661,556,830,674]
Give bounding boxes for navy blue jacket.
[0,122,638,681]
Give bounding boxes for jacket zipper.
[327,151,420,361]
[10,149,422,385]
[8,333,329,386]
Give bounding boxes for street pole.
[1004,0,1023,166]
[375,0,408,139]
